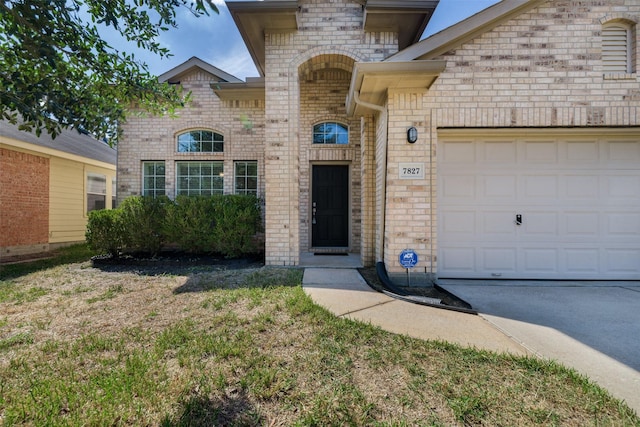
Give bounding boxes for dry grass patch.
[0,249,638,426]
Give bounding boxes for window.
[235,161,258,195]
[87,173,106,212]
[142,161,166,197]
[176,161,223,196]
[602,21,635,73]
[313,122,349,144]
[177,130,224,153]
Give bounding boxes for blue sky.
[127,0,500,80]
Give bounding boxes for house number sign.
[399,163,425,179]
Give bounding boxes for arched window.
[313,122,348,144]
[177,130,224,153]
[602,21,635,73]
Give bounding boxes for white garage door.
[438,131,640,280]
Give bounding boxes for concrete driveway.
[438,280,640,414]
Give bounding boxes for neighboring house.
[118,0,640,281]
[0,120,117,259]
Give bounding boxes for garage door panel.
[607,141,640,163]
[440,141,476,163]
[483,175,517,198]
[606,213,640,235]
[606,249,640,273]
[441,210,476,235]
[523,141,558,163]
[565,249,600,274]
[521,212,558,237]
[565,212,600,236]
[522,248,559,273]
[482,247,517,273]
[440,247,477,273]
[607,175,640,199]
[566,140,599,163]
[522,175,558,199]
[483,141,517,163]
[483,211,516,234]
[566,175,599,199]
[442,175,475,199]
[439,134,640,280]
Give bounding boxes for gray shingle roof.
[0,119,116,166]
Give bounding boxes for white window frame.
[234,161,258,196]
[142,161,166,198]
[175,161,224,196]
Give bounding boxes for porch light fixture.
[407,126,418,143]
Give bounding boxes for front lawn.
[0,247,637,425]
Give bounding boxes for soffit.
[346,60,446,116]
[211,78,265,101]
[226,1,299,77]
[363,0,439,50]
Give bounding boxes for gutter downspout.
[352,90,388,263]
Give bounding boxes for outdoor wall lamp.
[407,126,418,143]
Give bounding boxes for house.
[118,0,640,281]
[0,120,117,259]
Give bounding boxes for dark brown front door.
[312,165,349,247]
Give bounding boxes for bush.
[119,196,172,255]
[85,209,125,257]
[211,195,262,257]
[164,196,217,253]
[86,195,264,258]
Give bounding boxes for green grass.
[0,251,638,426]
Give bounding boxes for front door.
[312,165,349,247]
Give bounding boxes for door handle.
[515,214,522,226]
[312,202,317,224]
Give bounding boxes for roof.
[158,56,242,83]
[346,0,549,116]
[225,0,440,76]
[386,0,548,62]
[0,119,117,166]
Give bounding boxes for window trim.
[312,121,349,145]
[176,129,224,153]
[141,161,166,198]
[175,160,224,196]
[86,172,107,213]
[234,160,259,196]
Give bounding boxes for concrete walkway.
[302,266,640,414]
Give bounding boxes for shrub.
[85,209,125,257]
[164,196,217,253]
[211,195,262,257]
[119,196,172,255]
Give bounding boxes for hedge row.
[85,195,263,258]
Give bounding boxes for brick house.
[0,120,117,259]
[118,0,640,280]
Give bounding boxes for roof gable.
[387,0,548,62]
[158,56,242,83]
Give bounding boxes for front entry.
[312,165,349,247]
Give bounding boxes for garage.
[437,129,640,280]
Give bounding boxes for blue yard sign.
[399,249,418,269]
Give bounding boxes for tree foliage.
[0,0,218,143]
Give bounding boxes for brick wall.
[263,0,398,265]
[381,0,640,274]
[0,147,49,253]
[118,69,266,201]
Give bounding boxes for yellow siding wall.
[49,157,116,244]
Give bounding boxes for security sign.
[399,249,418,269]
